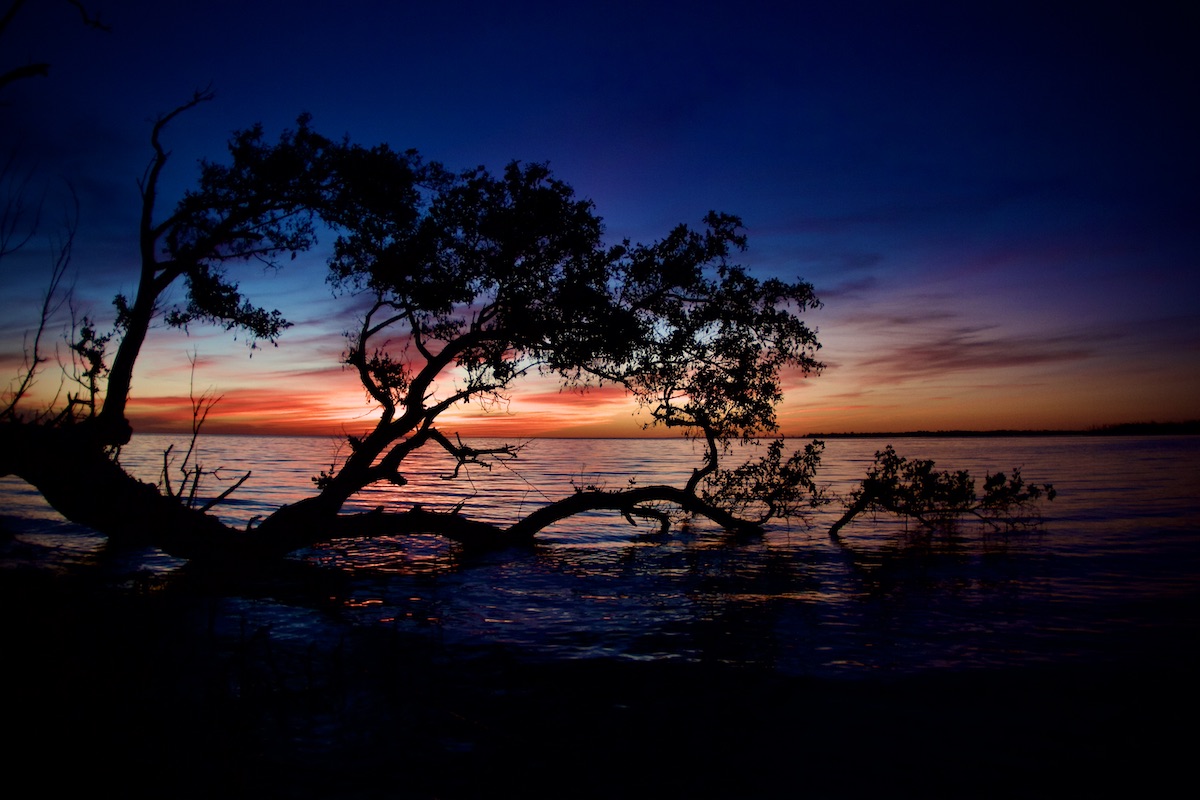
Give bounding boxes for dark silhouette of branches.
[0,101,1056,565]
[273,154,830,549]
[0,0,109,92]
[1,186,78,422]
[1,0,109,419]
[65,0,109,31]
[0,150,43,258]
[98,91,343,444]
[158,353,250,514]
[829,445,1056,540]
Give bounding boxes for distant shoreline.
[803,421,1200,439]
[129,421,1200,439]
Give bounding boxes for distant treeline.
[804,421,1200,438]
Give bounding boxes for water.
[2,434,1198,679]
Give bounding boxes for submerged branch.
[199,470,251,513]
[427,428,522,478]
[827,446,1055,541]
[507,484,762,540]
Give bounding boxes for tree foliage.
[829,445,1056,539]
[304,148,826,535]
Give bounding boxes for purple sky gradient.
[2,0,1196,435]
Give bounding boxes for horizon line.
[130,420,1199,439]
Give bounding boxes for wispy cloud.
[855,328,1097,383]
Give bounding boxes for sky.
[2,0,1197,437]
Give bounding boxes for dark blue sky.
[3,1,1197,434]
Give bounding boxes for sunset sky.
[2,1,1196,437]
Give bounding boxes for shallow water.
[2,434,1198,678]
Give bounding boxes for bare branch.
[0,152,45,259]
[1,187,77,420]
[199,470,252,513]
[0,0,111,90]
[153,352,252,512]
[0,62,48,91]
[427,428,523,479]
[66,0,110,31]
[0,0,26,35]
[140,88,217,266]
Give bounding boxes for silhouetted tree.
[0,102,1051,563]
[829,445,1055,539]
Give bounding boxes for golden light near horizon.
[11,304,1197,438]
[119,333,660,438]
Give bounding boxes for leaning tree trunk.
[2,422,243,559]
[1,421,530,561]
[1,421,772,565]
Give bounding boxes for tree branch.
[827,447,1054,541]
[0,62,48,91]
[427,428,522,478]
[507,485,762,540]
[1,188,77,421]
[66,0,110,31]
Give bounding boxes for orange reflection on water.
[343,597,383,608]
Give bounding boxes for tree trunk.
[1,421,528,561]
[93,288,157,445]
[1,422,767,565]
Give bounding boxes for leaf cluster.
[702,438,827,524]
[610,212,822,442]
[156,113,342,343]
[303,148,829,527]
[843,445,1056,533]
[325,154,822,446]
[330,158,615,394]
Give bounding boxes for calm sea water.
[2,434,1198,678]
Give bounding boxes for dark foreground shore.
[2,566,1195,799]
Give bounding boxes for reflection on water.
[2,434,1198,678]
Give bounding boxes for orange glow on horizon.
[125,371,663,438]
[25,357,1196,439]
[14,309,1196,439]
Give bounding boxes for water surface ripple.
[2,435,1197,678]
